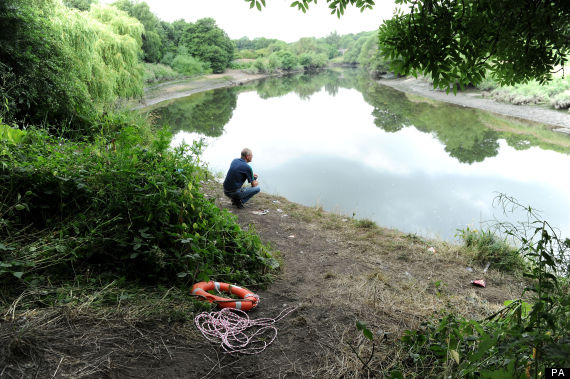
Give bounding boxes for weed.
[456,226,525,273]
[355,218,377,229]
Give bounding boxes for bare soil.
[2,70,549,378]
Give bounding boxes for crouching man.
[223,148,260,208]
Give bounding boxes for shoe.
[232,199,244,209]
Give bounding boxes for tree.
[180,18,234,73]
[0,0,143,127]
[112,0,164,62]
[63,0,95,11]
[250,0,570,88]
[378,0,570,90]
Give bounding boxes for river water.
[147,70,570,241]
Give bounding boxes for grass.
[477,74,570,110]
[456,226,526,273]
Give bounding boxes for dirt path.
[379,77,570,133]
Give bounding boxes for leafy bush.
[551,91,570,110]
[180,18,234,74]
[456,226,525,273]
[479,75,570,109]
[0,119,277,286]
[277,50,299,71]
[143,63,183,84]
[267,54,281,72]
[253,58,267,73]
[171,54,210,76]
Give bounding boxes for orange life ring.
[191,281,259,311]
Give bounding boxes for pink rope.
[194,307,297,354]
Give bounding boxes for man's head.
[241,148,253,163]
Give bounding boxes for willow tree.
[0,0,143,128]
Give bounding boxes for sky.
[102,0,399,43]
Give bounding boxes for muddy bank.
[379,77,570,132]
[134,69,290,110]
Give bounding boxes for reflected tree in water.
[255,70,342,100]
[149,69,570,163]
[150,88,238,136]
[355,77,501,163]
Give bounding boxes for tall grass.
[143,63,183,84]
[478,75,570,110]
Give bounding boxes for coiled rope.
[194,307,297,354]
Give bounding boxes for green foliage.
[112,0,164,63]
[378,0,570,91]
[456,226,525,273]
[253,58,267,73]
[477,76,570,110]
[355,218,376,229]
[343,35,368,64]
[63,0,95,11]
[0,0,143,130]
[276,50,299,71]
[180,18,234,73]
[551,92,570,110]
[171,50,210,77]
[287,0,375,17]
[149,88,238,136]
[267,54,282,72]
[143,63,183,84]
[0,116,277,286]
[299,52,328,70]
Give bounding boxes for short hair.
[241,148,252,158]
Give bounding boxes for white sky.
[100,0,398,43]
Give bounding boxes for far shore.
[137,67,570,134]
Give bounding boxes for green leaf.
[256,1,261,11]
[13,272,24,279]
[177,272,187,278]
[15,204,26,211]
[356,320,373,340]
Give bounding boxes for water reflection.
[148,69,570,240]
[149,88,238,136]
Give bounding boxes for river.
[145,69,570,241]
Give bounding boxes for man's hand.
[252,180,259,187]
[253,173,258,180]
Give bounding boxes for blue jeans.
[225,186,260,204]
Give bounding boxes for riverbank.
[379,77,570,133]
[132,69,274,109]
